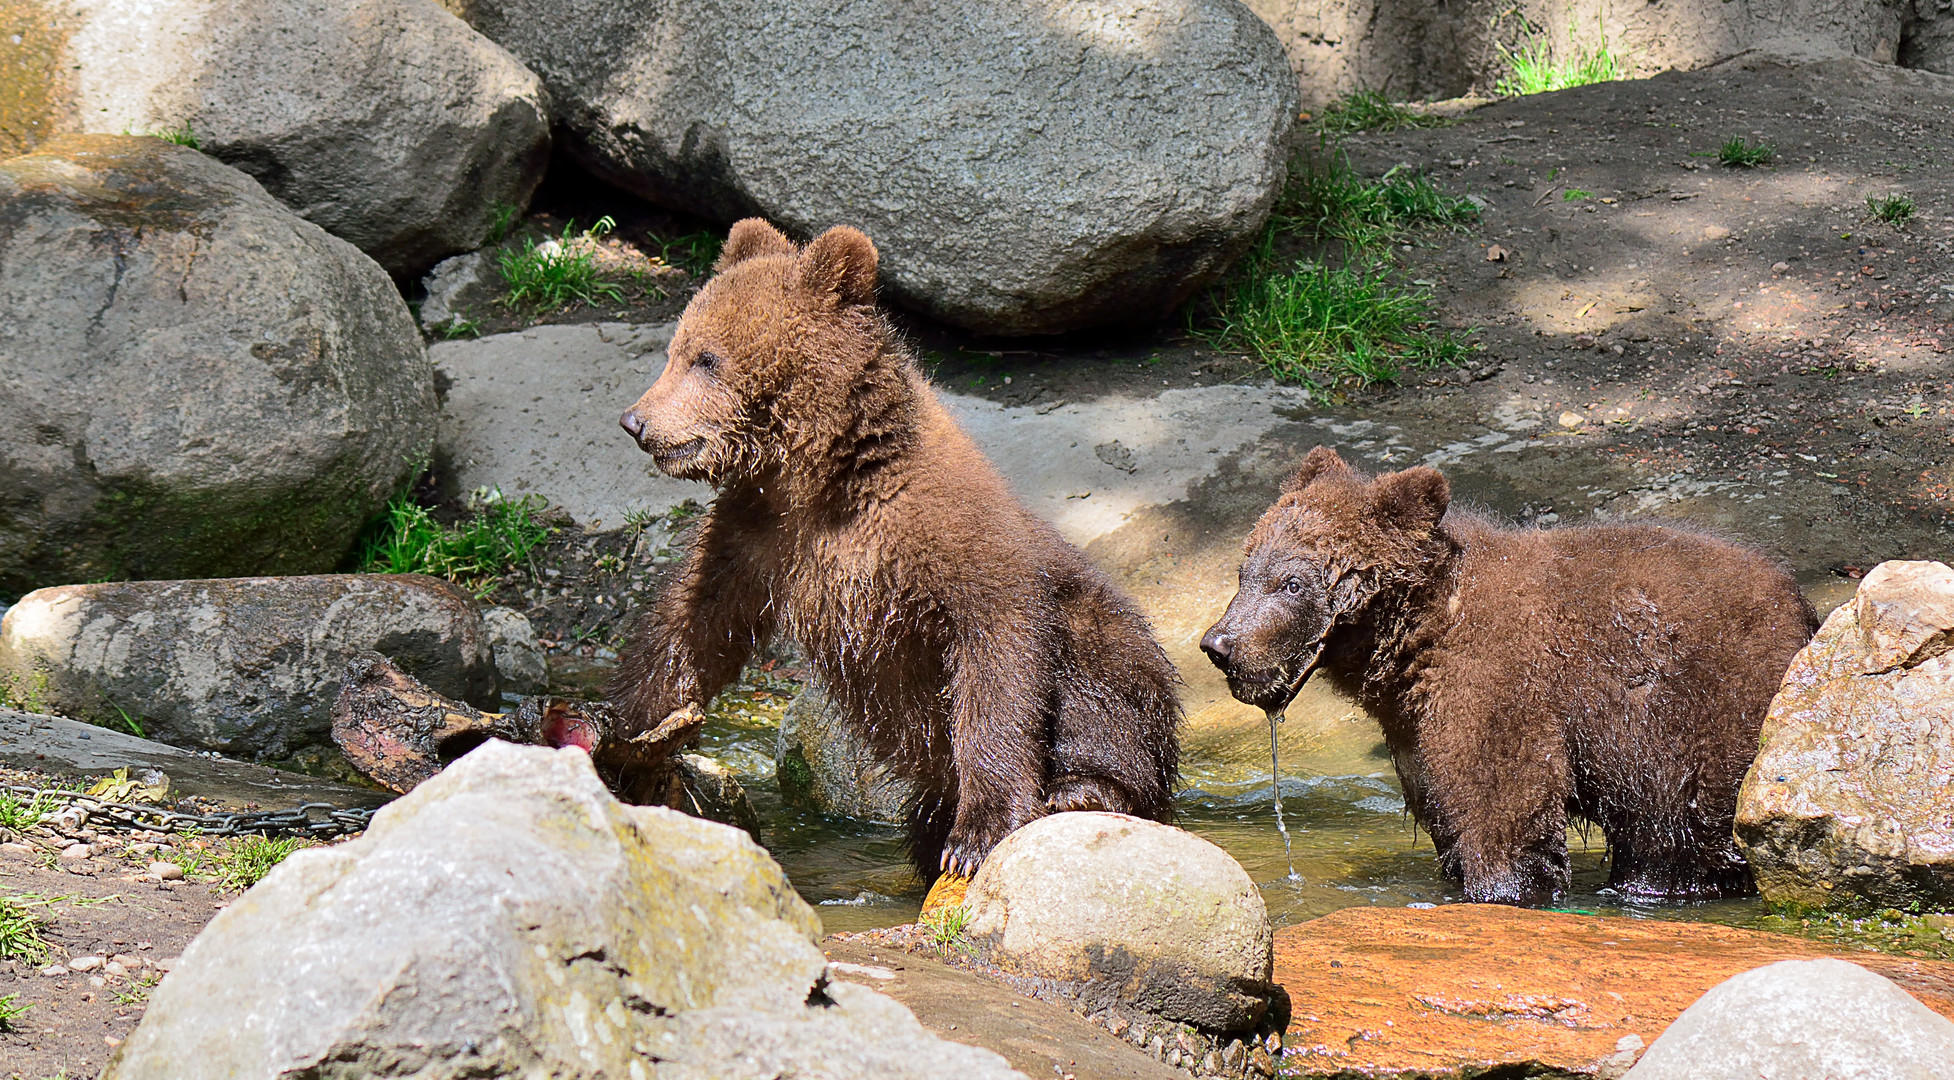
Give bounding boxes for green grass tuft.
[357,488,552,595]
[0,790,55,834]
[214,835,310,891]
[657,231,726,277]
[499,217,627,309]
[1310,91,1453,136]
[0,894,51,963]
[0,991,31,1031]
[153,124,200,149]
[485,201,523,244]
[921,904,972,951]
[1866,193,1915,226]
[1717,137,1777,168]
[1563,188,1592,201]
[1278,155,1481,252]
[1495,33,1624,96]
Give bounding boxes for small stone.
[69,955,105,971]
[1249,1046,1276,1076]
[1201,1050,1221,1073]
[1223,1039,1247,1068]
[1105,1014,1129,1038]
[1176,1031,1201,1057]
[61,843,92,860]
[1617,1033,1645,1051]
[39,964,65,977]
[105,961,128,977]
[150,861,185,881]
[0,842,32,856]
[1168,1048,1182,1067]
[1149,1033,1167,1060]
[129,842,161,856]
[1703,225,1732,240]
[89,975,106,988]
[1558,411,1586,429]
[1771,261,1790,274]
[1265,1032,1283,1054]
[156,957,180,972]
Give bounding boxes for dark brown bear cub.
[614,219,1181,877]
[1202,446,1816,905]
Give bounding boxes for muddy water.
[695,676,1782,937]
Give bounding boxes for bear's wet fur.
[614,219,1181,877]
[1202,446,1817,905]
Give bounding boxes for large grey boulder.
[0,575,498,760]
[103,740,1025,1080]
[963,811,1276,1033]
[776,682,914,825]
[440,0,1297,335]
[1624,958,1954,1080]
[0,136,433,595]
[4,0,550,276]
[1243,0,1928,107]
[1735,560,1954,912]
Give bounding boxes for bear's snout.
[1200,627,1234,665]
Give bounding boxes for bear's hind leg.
[1605,813,1756,900]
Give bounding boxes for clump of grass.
[1495,31,1624,96]
[499,216,628,308]
[214,835,310,891]
[1867,193,1915,226]
[0,894,51,963]
[1563,188,1592,201]
[1278,155,1480,253]
[1310,90,1453,136]
[1718,137,1777,167]
[657,231,726,277]
[1200,233,1470,385]
[153,124,200,149]
[0,790,55,834]
[484,201,523,244]
[435,315,483,340]
[357,487,553,595]
[921,903,972,953]
[0,992,31,1031]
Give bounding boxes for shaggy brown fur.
[1201,446,1816,905]
[614,219,1181,877]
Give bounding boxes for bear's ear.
[714,218,797,273]
[1371,467,1450,532]
[794,225,878,307]
[1282,445,1351,493]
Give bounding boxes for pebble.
[39,964,66,977]
[60,843,92,860]
[1771,261,1791,274]
[104,960,128,977]
[88,975,106,988]
[69,955,106,971]
[0,842,33,856]
[150,860,185,881]
[157,957,180,972]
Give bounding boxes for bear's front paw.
[940,806,1040,878]
[1044,775,1136,815]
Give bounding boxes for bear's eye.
[1283,578,1303,595]
[694,350,725,375]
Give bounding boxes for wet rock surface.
[441,0,1296,335]
[104,741,1023,1080]
[1273,905,1954,1078]
[1624,957,1954,1080]
[1736,559,1954,912]
[1,575,498,760]
[1,0,551,275]
[775,682,914,825]
[0,135,432,596]
[964,812,1277,1033]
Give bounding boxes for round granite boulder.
[0,136,433,595]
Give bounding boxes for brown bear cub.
[614,219,1182,877]
[1202,447,1816,905]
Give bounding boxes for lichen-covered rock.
[775,682,914,826]
[1243,1,1923,107]
[440,0,1296,335]
[0,575,497,760]
[964,811,1275,1033]
[1624,958,1954,1080]
[0,136,433,594]
[102,741,1023,1080]
[1,0,550,275]
[482,605,546,694]
[1735,560,1954,912]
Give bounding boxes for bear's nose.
[620,409,645,441]
[1200,628,1233,666]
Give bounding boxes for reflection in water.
[696,679,1776,936]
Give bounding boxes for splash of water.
[1265,706,1301,882]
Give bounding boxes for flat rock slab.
[1273,905,1954,1078]
[0,708,390,813]
[824,936,1178,1080]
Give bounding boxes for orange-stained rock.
[1273,904,1954,1078]
[921,872,972,917]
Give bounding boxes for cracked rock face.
[1735,560,1954,912]
[101,741,1023,1080]
[441,0,1296,335]
[0,135,433,596]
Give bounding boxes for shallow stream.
[693,676,1796,939]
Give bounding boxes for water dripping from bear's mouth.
[1264,705,1301,882]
